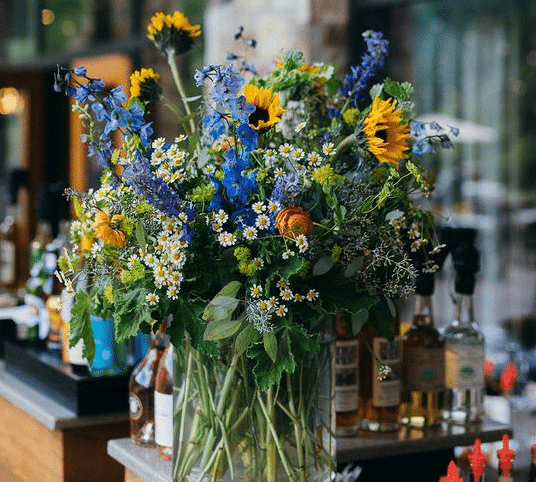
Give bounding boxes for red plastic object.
[468,438,489,482]
[496,434,515,477]
[500,362,517,394]
[439,461,463,482]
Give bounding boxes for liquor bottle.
[42,244,64,351]
[400,270,445,429]
[0,202,21,295]
[334,312,359,436]
[444,228,484,424]
[358,303,401,432]
[497,434,515,482]
[155,341,174,460]
[29,221,52,274]
[129,326,168,446]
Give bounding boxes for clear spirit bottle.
[400,271,445,429]
[444,228,484,425]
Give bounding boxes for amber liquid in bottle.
[358,320,401,432]
[155,342,174,460]
[335,312,359,436]
[400,294,445,428]
[129,329,168,446]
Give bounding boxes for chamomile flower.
[276,279,288,290]
[267,201,280,213]
[218,231,237,247]
[250,284,262,298]
[280,288,294,301]
[257,300,270,311]
[243,226,258,240]
[152,137,166,149]
[146,293,160,306]
[291,148,305,161]
[212,221,224,233]
[295,234,309,253]
[252,257,264,269]
[307,152,323,167]
[279,143,292,157]
[306,289,319,301]
[264,149,277,161]
[274,167,286,178]
[166,285,179,300]
[255,214,271,230]
[275,305,288,317]
[408,223,420,239]
[203,164,217,175]
[282,249,295,260]
[153,266,167,286]
[267,297,278,309]
[252,202,265,214]
[175,134,187,143]
[294,293,304,302]
[322,142,335,156]
[126,255,139,268]
[144,253,157,266]
[215,209,229,223]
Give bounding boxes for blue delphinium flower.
[122,156,183,217]
[270,172,302,207]
[341,30,389,107]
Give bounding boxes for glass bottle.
[444,228,484,424]
[358,309,401,432]
[529,439,536,482]
[42,244,64,351]
[334,312,359,436]
[400,271,445,429]
[29,221,52,274]
[0,203,21,295]
[129,326,168,446]
[155,341,174,460]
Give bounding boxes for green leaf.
[343,257,364,277]
[202,296,240,323]
[112,288,153,343]
[263,332,278,362]
[69,290,95,368]
[202,280,242,323]
[271,256,307,280]
[235,323,260,356]
[312,257,334,276]
[369,83,383,99]
[135,220,147,252]
[203,317,242,341]
[351,310,369,335]
[368,297,396,340]
[315,277,379,316]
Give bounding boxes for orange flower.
[94,211,126,247]
[276,207,313,239]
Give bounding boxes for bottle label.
[129,394,143,421]
[372,336,401,407]
[154,391,173,447]
[335,339,359,412]
[0,240,16,284]
[403,346,445,392]
[445,343,484,389]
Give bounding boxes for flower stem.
[257,389,299,482]
[167,49,197,136]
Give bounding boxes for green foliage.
[69,291,95,368]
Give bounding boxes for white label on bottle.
[129,394,143,421]
[154,391,173,448]
[335,339,359,412]
[0,241,16,284]
[372,336,401,407]
[445,343,484,390]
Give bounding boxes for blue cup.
[90,315,115,370]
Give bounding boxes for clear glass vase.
[172,337,335,482]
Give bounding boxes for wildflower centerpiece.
[55,10,455,482]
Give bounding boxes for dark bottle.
[0,203,21,296]
[334,312,360,436]
[401,271,445,429]
[529,439,536,482]
[43,244,64,351]
[155,341,174,460]
[129,326,168,446]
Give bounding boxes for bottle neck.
[413,294,433,326]
[454,292,474,325]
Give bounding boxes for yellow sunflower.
[147,11,201,54]
[242,85,285,131]
[130,68,161,102]
[363,97,410,168]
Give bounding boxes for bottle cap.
[496,434,515,477]
[439,461,463,482]
[468,439,488,482]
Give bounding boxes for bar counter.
[0,361,129,482]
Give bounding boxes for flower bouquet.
[54,10,455,482]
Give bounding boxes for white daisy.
[322,142,335,156]
[306,289,319,301]
[295,234,309,253]
[243,226,258,240]
[252,202,265,214]
[279,143,292,157]
[146,293,160,305]
[255,214,271,230]
[250,284,262,298]
[275,305,288,317]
